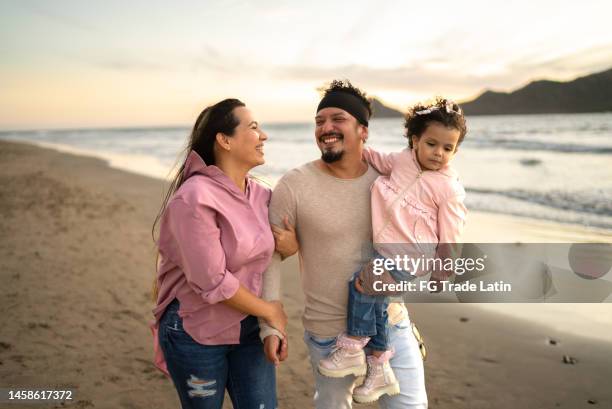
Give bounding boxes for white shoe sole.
[353,382,400,404]
[318,363,367,378]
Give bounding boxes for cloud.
[509,44,612,79]
[276,64,507,94]
[18,2,99,33]
[86,44,251,74]
[275,44,612,100]
[189,45,252,74]
[92,59,171,72]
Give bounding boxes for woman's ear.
[216,133,231,151]
[411,135,419,149]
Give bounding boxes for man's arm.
[259,177,298,340]
[272,216,299,260]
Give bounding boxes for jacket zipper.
[374,170,422,242]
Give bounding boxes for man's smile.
[319,133,343,147]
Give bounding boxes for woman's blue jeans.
[158,299,277,409]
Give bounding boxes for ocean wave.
[467,187,612,217]
[464,137,612,154]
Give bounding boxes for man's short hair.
[318,80,372,125]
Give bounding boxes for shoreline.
[5,137,612,242]
[1,139,611,408]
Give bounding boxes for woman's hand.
[264,335,288,366]
[264,300,288,335]
[272,216,298,259]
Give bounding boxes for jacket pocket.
[401,199,438,244]
[414,217,438,244]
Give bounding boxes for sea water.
[3,113,611,229]
[1,113,611,342]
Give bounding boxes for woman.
[151,99,288,409]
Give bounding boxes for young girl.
[317,98,468,404]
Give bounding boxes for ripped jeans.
[158,299,277,409]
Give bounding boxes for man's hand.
[263,335,288,366]
[272,216,298,259]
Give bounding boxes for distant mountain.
[370,97,404,118]
[461,68,612,115]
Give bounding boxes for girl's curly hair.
[404,97,467,148]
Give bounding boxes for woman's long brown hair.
[151,99,245,301]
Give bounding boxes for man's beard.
[321,149,344,163]
[319,131,345,163]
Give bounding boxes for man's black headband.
[316,91,370,127]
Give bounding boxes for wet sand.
[1,140,611,408]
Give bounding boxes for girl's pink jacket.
[151,151,274,374]
[364,147,467,275]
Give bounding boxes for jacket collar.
[182,150,251,198]
[410,148,457,178]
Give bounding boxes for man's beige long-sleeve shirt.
[260,161,406,339]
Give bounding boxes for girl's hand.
[356,260,402,296]
[264,300,288,335]
[272,216,298,258]
[264,335,288,366]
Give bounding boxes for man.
[260,80,428,409]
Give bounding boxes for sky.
[1,0,612,130]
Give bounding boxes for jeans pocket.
[161,305,186,334]
[165,321,186,333]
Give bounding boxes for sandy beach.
[1,140,611,409]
